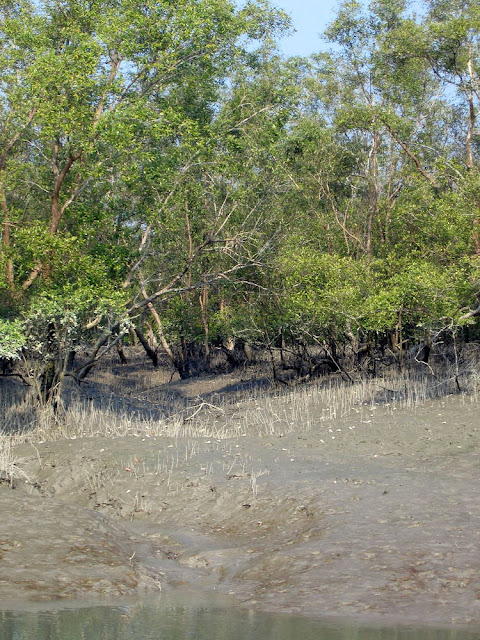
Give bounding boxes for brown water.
[0,595,478,640]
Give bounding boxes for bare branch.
[460,303,480,321]
[0,107,38,170]
[93,54,122,129]
[227,104,274,132]
[382,122,440,189]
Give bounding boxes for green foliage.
[277,247,368,336]
[361,258,472,331]
[1,0,480,393]
[24,284,129,360]
[274,243,477,342]
[0,319,26,361]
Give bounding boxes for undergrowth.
[1,344,478,445]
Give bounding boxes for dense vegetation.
[1,0,480,405]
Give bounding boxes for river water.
[0,593,478,640]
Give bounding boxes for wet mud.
[1,392,480,627]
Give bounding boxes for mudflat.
[1,379,480,627]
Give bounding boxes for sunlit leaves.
[0,319,26,361]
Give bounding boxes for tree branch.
[0,107,38,171]
[383,122,440,189]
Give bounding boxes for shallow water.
[0,594,478,640]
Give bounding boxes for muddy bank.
[0,493,162,604]
[1,392,480,627]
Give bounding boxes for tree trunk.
[145,303,176,363]
[76,327,120,381]
[365,131,379,257]
[134,326,158,367]
[116,340,128,364]
[199,285,211,366]
[0,180,14,288]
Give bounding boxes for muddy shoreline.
[1,388,480,628]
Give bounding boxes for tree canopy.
[1,0,479,402]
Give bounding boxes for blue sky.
[275,0,341,57]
